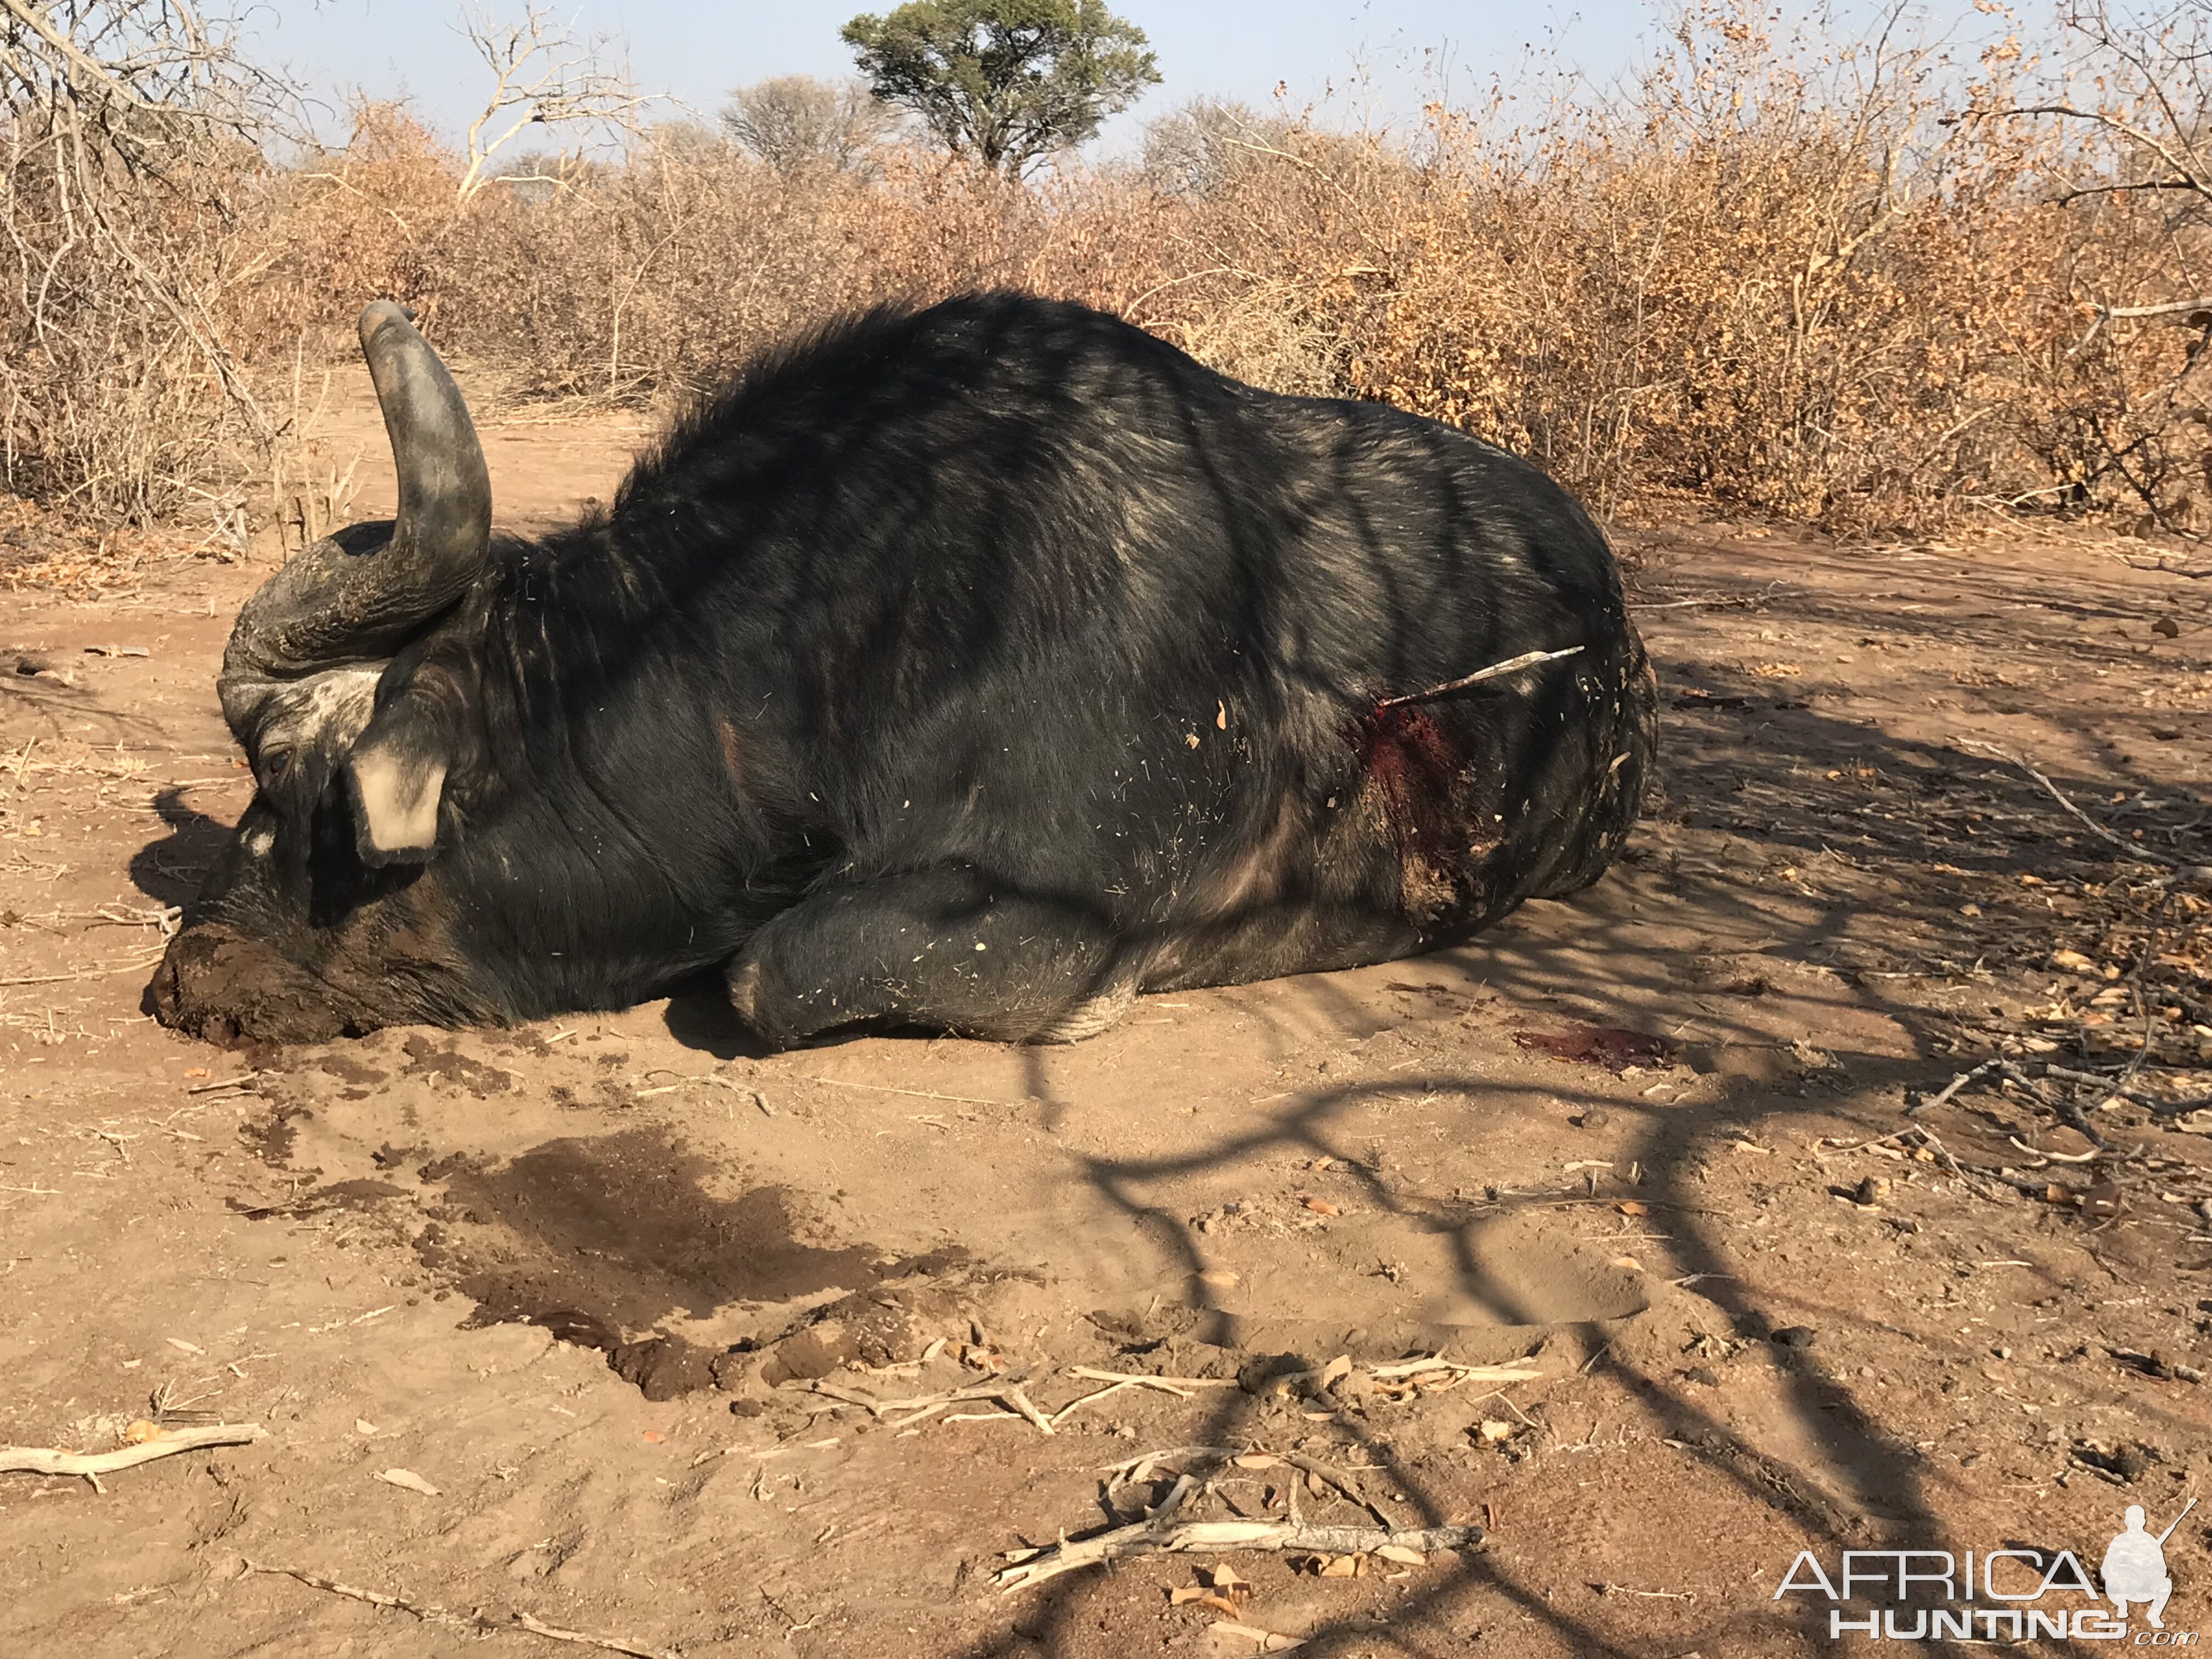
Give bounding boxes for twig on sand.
[1046,1368,1237,1425]
[187,1070,263,1096]
[244,1562,676,1658]
[1099,1444,1393,1522]
[1906,1056,2107,1144]
[1049,1379,1137,1425]
[2035,1063,2173,1111]
[245,1562,467,1627]
[512,1611,678,1658]
[995,1517,1483,1592]
[998,1385,1056,1435]
[802,1076,1019,1108]
[1210,1622,1307,1652]
[1364,1359,1543,1384]
[1912,1128,2057,1200]
[806,1378,1056,1433]
[2007,1134,2102,1165]
[1627,594,1763,612]
[2,1423,263,1491]
[0,955,167,986]
[1905,1056,2005,1118]
[1961,742,2199,874]
[1067,1367,1240,1394]
[1375,647,1584,710]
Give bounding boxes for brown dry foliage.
[10,1,2212,542]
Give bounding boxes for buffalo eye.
[260,748,292,785]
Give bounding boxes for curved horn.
[221,303,491,703]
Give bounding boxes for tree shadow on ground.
[944,551,2211,1657]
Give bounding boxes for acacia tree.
[840,0,1159,178]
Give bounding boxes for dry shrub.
[7,0,2211,544]
[0,2,289,524]
[242,102,465,353]
[1062,11,2208,533]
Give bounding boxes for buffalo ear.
[344,697,449,867]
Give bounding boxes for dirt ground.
[3,396,2211,1659]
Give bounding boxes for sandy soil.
[3,393,2211,1658]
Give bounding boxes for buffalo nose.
[146,923,336,1046]
[146,949,182,1026]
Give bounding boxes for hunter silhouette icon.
[2102,1498,2195,1629]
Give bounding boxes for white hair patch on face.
[228,664,385,771]
[245,828,275,858]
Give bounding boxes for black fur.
[152,293,1656,1046]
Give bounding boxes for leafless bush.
[1137,97,1284,196]
[12,0,2212,549]
[721,75,899,178]
[453,2,653,200]
[0,0,285,522]
[1973,0,2212,541]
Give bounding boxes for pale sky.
[246,0,1665,156]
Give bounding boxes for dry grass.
[7,0,2212,547]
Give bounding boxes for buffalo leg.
[725,870,1134,1046]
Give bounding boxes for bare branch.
[2101,296,2212,322]
[454,3,659,202]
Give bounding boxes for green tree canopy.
[841,0,1160,178]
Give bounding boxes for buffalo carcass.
[150,294,1656,1048]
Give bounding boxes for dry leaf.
[123,1419,162,1444]
[1616,1200,1649,1217]
[1232,1453,1283,1470]
[374,1468,440,1497]
[1479,1419,1516,1442]
[1207,1622,1304,1652]
[1610,1255,1643,1271]
[1317,1554,1360,1577]
[1316,1355,1352,1390]
[1206,1564,1254,1594]
[164,1337,203,1354]
[1195,1269,1240,1290]
[641,1431,665,1443]
[2050,949,2096,972]
[1374,1544,1427,1566]
[354,1419,378,1436]
[183,1066,210,1079]
[1302,1197,1340,1217]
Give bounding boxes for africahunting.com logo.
[1776,1499,2197,1642]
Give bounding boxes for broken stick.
[1211,1621,1306,1652]
[245,1562,676,1659]
[1375,647,1585,710]
[1066,1367,1240,1393]
[1363,1359,1543,1384]
[996,1517,1483,1592]
[1,1423,263,1485]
